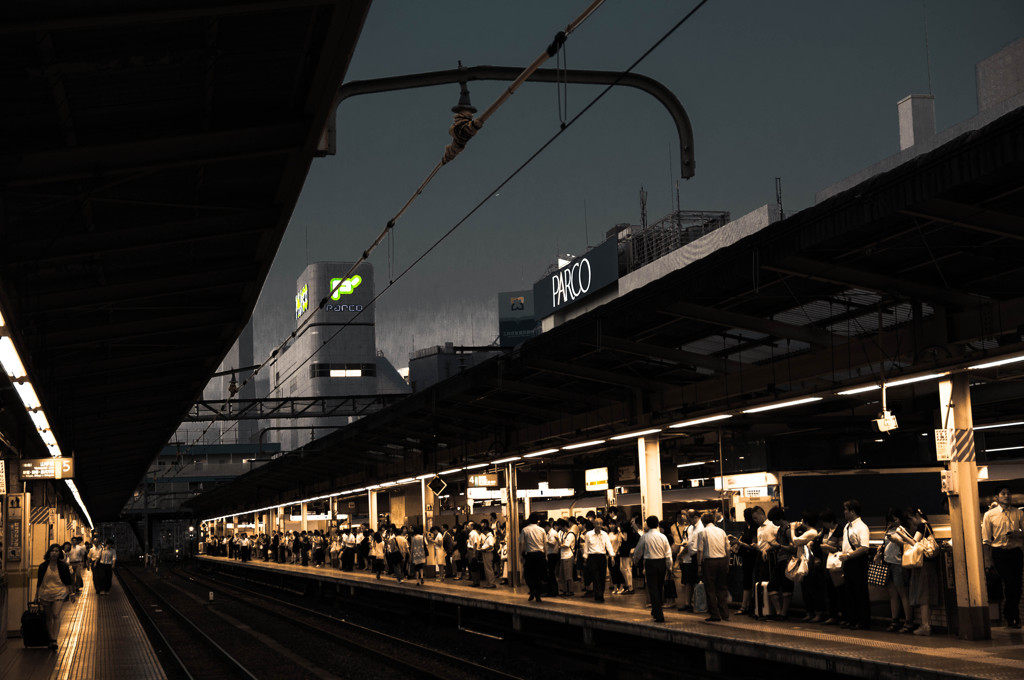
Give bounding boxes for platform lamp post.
[506,460,521,590]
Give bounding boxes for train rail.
[136,564,527,680]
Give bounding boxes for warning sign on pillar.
[935,428,954,461]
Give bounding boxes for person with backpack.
[442,524,456,580]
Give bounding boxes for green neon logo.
[330,275,362,300]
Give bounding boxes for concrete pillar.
[939,375,990,640]
[368,490,378,531]
[638,435,664,522]
[507,462,522,590]
[300,502,308,532]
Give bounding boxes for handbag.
[867,559,889,587]
[920,534,938,559]
[902,542,923,568]
[825,551,843,573]
[785,546,810,582]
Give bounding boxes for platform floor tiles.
[0,568,166,680]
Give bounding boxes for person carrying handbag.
[880,508,913,632]
[36,543,75,650]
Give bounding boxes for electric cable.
[180,0,710,460]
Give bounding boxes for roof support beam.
[664,301,836,348]
[764,255,984,310]
[531,359,673,392]
[594,334,744,374]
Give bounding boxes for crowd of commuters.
[33,536,117,649]
[207,487,1024,634]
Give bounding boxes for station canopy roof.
[0,0,372,522]
[190,105,1024,519]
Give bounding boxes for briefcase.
[21,602,50,648]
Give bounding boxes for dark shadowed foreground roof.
[0,0,372,521]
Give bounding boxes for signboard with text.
[533,238,619,319]
[20,457,74,480]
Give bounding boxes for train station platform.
[198,554,1024,680]
[0,568,166,680]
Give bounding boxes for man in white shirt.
[839,499,872,629]
[678,510,704,611]
[697,513,731,621]
[582,518,615,603]
[556,519,577,596]
[545,520,561,597]
[983,485,1024,628]
[520,514,548,603]
[68,537,87,594]
[466,522,481,587]
[632,516,673,623]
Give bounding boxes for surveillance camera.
[872,410,899,433]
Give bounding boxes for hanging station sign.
[20,457,74,480]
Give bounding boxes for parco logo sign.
[330,275,362,299]
[533,239,619,319]
[295,284,309,320]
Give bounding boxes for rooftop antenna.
[775,177,784,220]
[640,186,648,228]
[583,198,590,247]
[922,0,933,94]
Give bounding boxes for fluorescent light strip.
[987,445,1024,453]
[975,421,1024,431]
[836,384,881,396]
[677,461,709,468]
[669,414,732,428]
[0,336,27,379]
[396,478,416,484]
[490,456,522,465]
[29,410,50,431]
[610,428,662,440]
[743,397,823,414]
[13,382,41,410]
[969,355,1024,370]
[562,439,605,450]
[464,463,489,470]
[416,473,435,480]
[523,448,559,458]
[885,372,949,388]
[440,468,463,475]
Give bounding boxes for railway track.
[118,566,260,680]
[123,564,526,680]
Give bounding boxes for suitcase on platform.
[753,581,771,619]
[21,602,50,648]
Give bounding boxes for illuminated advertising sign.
[533,238,619,318]
[498,290,539,347]
[20,457,74,480]
[295,283,309,320]
[585,467,609,492]
[329,275,362,298]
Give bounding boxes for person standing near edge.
[520,513,548,603]
[633,515,673,623]
[697,512,731,622]
[37,543,75,649]
[839,499,872,630]
[582,517,615,603]
[95,540,117,594]
[983,485,1024,629]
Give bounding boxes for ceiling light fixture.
[884,372,949,388]
[610,428,662,440]
[968,354,1024,370]
[562,439,605,450]
[742,397,822,414]
[669,414,732,428]
[523,448,559,458]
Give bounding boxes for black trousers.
[587,554,608,602]
[645,558,667,620]
[992,546,1024,625]
[524,551,546,597]
[703,557,730,619]
[546,553,560,595]
[842,554,870,628]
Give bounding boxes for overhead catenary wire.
[181,0,710,459]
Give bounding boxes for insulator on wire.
[442,110,483,164]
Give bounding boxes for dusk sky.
[250,1,1023,371]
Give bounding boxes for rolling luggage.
[753,581,771,619]
[21,602,50,648]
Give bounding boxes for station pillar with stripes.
[940,374,989,640]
